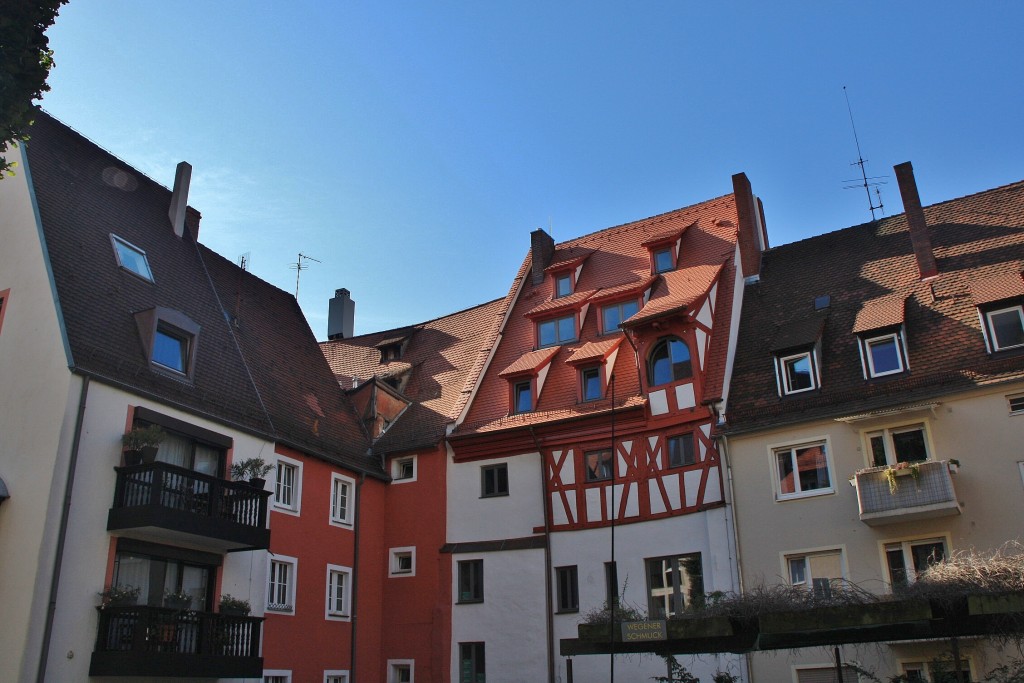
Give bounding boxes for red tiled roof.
[566,338,623,366]
[499,346,560,377]
[589,276,658,304]
[456,191,741,435]
[971,271,1024,305]
[725,178,1024,434]
[641,223,692,247]
[524,289,597,318]
[545,247,594,273]
[852,295,907,333]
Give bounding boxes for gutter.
[36,376,90,683]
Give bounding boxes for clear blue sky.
[40,2,1023,338]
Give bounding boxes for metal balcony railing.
[852,459,961,526]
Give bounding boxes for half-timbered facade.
[446,174,767,682]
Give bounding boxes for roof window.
[111,234,154,282]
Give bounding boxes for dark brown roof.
[725,178,1024,434]
[320,298,504,454]
[26,111,379,474]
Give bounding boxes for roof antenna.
[842,86,886,221]
[289,252,321,299]
[237,252,250,271]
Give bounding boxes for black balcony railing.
[90,605,263,678]
[108,462,270,551]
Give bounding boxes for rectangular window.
[264,675,291,683]
[653,247,674,273]
[111,234,154,281]
[390,547,415,577]
[388,662,413,683]
[326,565,351,619]
[885,538,947,590]
[481,464,509,497]
[555,566,579,613]
[866,424,929,467]
[537,314,576,347]
[581,367,602,401]
[325,674,350,683]
[795,666,858,683]
[779,350,816,394]
[555,273,572,298]
[274,458,301,512]
[153,325,190,374]
[268,556,297,612]
[330,474,354,526]
[458,559,483,603]
[601,300,639,333]
[902,660,973,683]
[392,456,417,482]
[864,332,905,377]
[459,642,486,683]
[645,553,704,619]
[986,305,1024,351]
[1009,395,1024,415]
[584,449,613,482]
[774,441,832,498]
[513,381,532,413]
[786,550,843,599]
[112,545,215,610]
[667,433,695,467]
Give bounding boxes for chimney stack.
[530,229,555,285]
[732,172,767,282]
[894,162,938,280]
[168,161,192,239]
[328,288,355,340]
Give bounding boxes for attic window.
[537,314,577,347]
[134,307,200,379]
[861,332,906,378]
[153,325,190,373]
[776,350,818,395]
[111,235,154,282]
[653,247,674,273]
[380,344,402,362]
[984,305,1024,351]
[555,272,573,298]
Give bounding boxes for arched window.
[647,337,692,386]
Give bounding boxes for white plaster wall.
[449,548,547,683]
[39,382,274,681]
[728,383,1024,681]
[0,142,78,683]
[446,446,545,542]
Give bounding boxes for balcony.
[108,462,271,552]
[90,605,263,678]
[852,459,961,526]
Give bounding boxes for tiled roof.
[26,112,380,475]
[498,347,560,377]
[851,295,906,334]
[524,289,597,317]
[456,192,741,435]
[971,271,1024,305]
[320,298,505,454]
[724,178,1024,434]
[588,276,658,304]
[769,311,827,352]
[641,224,692,247]
[545,247,593,273]
[566,338,623,365]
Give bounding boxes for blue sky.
[40,2,1023,337]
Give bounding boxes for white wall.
[446,447,544,542]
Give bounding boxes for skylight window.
[111,235,154,282]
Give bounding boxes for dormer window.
[380,344,402,362]
[642,228,688,275]
[538,314,576,347]
[513,380,533,413]
[499,346,560,416]
[770,313,826,397]
[653,247,674,273]
[853,296,908,379]
[153,325,191,374]
[600,300,639,334]
[555,272,573,298]
[111,234,154,282]
[134,307,200,379]
[778,350,817,394]
[862,332,905,377]
[647,336,692,387]
[985,305,1024,351]
[971,272,1024,353]
[580,367,602,402]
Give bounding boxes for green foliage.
[651,656,739,683]
[0,0,67,177]
[230,457,273,481]
[121,425,165,450]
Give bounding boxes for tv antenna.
[842,86,886,220]
[237,252,250,271]
[289,252,321,299]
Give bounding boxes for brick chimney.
[894,161,938,280]
[732,172,767,281]
[530,228,555,285]
[168,161,192,239]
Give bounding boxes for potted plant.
[219,594,251,616]
[230,457,273,489]
[99,584,141,607]
[121,425,165,465]
[164,588,193,610]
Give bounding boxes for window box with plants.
[163,588,193,611]
[99,584,141,607]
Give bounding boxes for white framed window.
[984,304,1024,351]
[387,659,414,683]
[865,423,930,467]
[111,234,154,282]
[264,672,291,683]
[391,455,417,483]
[785,549,844,599]
[330,473,355,527]
[325,564,352,620]
[771,439,833,500]
[884,536,948,590]
[274,455,302,514]
[862,331,906,377]
[776,350,818,395]
[389,547,416,577]
[324,672,350,683]
[267,554,298,613]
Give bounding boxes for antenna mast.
[842,86,886,220]
[289,253,322,299]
